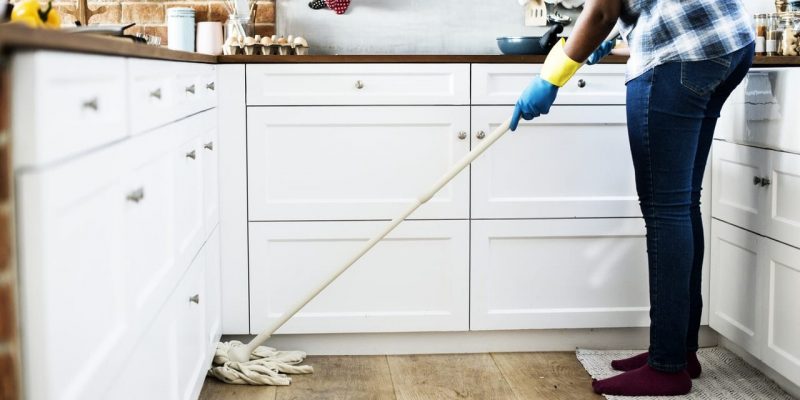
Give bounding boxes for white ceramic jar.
[167,7,196,52]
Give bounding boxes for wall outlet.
[525,0,548,27]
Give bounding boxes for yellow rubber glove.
[539,38,583,87]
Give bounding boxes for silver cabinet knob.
[206,82,215,91]
[476,131,486,140]
[458,131,467,140]
[150,88,162,100]
[82,97,98,111]
[189,294,200,304]
[186,150,197,160]
[126,188,145,203]
[753,176,762,186]
[204,142,214,151]
[355,80,365,89]
[186,84,196,94]
[577,79,586,88]
[753,176,772,187]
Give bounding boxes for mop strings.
[208,340,314,385]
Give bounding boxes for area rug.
[576,347,796,399]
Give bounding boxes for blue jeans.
[626,43,754,372]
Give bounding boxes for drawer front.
[201,113,220,238]
[247,106,470,221]
[248,220,469,334]
[12,52,127,167]
[472,64,626,105]
[471,106,640,219]
[246,64,470,105]
[129,59,182,134]
[470,218,650,330]
[176,63,217,117]
[711,140,770,234]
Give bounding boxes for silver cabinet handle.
[577,79,586,88]
[82,97,98,111]
[355,80,365,89]
[753,176,772,187]
[150,88,162,100]
[476,131,486,140]
[189,294,200,304]
[126,188,145,203]
[206,82,215,91]
[186,150,197,160]
[186,84,196,94]
[204,142,214,151]
[458,131,467,140]
[754,176,762,186]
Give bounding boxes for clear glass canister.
[225,14,254,43]
[767,13,783,55]
[167,7,196,52]
[756,14,767,55]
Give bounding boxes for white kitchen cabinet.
[764,150,800,249]
[246,64,470,105]
[471,64,626,105]
[176,252,208,400]
[173,124,206,271]
[470,218,650,330]
[761,236,800,387]
[247,106,470,221]
[712,140,770,234]
[471,106,640,219]
[248,220,469,334]
[204,227,223,356]
[201,112,220,238]
[709,219,765,357]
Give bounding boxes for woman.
[510,0,755,396]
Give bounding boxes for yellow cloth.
[539,38,583,87]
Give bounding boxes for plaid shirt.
[618,0,755,81]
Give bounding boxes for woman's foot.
[592,365,692,396]
[611,351,702,378]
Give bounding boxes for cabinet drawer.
[472,64,626,105]
[246,64,470,105]
[471,106,639,219]
[470,218,650,330]
[12,51,127,167]
[248,220,469,334]
[247,106,470,220]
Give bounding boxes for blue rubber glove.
[510,77,559,131]
[586,40,615,65]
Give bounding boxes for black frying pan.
[497,24,565,55]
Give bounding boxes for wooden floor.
[199,352,602,400]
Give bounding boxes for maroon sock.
[611,351,702,379]
[592,365,692,396]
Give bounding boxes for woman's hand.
[510,77,559,131]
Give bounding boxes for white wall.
[276,0,581,55]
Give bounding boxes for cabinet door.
[711,140,770,233]
[201,111,220,238]
[205,227,223,355]
[176,253,208,400]
[760,237,800,387]
[173,134,205,270]
[248,220,469,333]
[470,218,650,330]
[247,106,470,220]
[709,219,765,357]
[471,106,639,219]
[17,158,130,400]
[764,150,800,249]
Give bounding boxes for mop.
[208,29,621,386]
[207,117,513,385]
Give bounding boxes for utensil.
[497,23,564,55]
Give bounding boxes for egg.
[260,36,272,46]
[244,36,256,46]
[293,36,309,48]
[277,36,288,45]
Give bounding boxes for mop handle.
[236,118,512,356]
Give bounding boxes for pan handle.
[538,23,565,51]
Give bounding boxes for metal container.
[167,7,196,52]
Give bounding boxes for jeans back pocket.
[680,56,732,97]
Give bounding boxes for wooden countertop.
[1,24,799,67]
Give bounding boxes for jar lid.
[167,7,196,16]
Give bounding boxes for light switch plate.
[525,0,548,27]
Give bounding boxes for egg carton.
[223,35,310,56]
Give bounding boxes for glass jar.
[225,14,254,42]
[756,14,768,55]
[767,13,783,55]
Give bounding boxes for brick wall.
[0,69,20,400]
[53,0,276,44]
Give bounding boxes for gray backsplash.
[276,0,581,55]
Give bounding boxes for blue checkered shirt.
[618,0,755,81]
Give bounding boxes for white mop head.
[208,341,314,385]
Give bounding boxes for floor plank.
[491,352,602,400]
[387,353,516,400]
[274,355,396,400]
[199,376,277,400]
